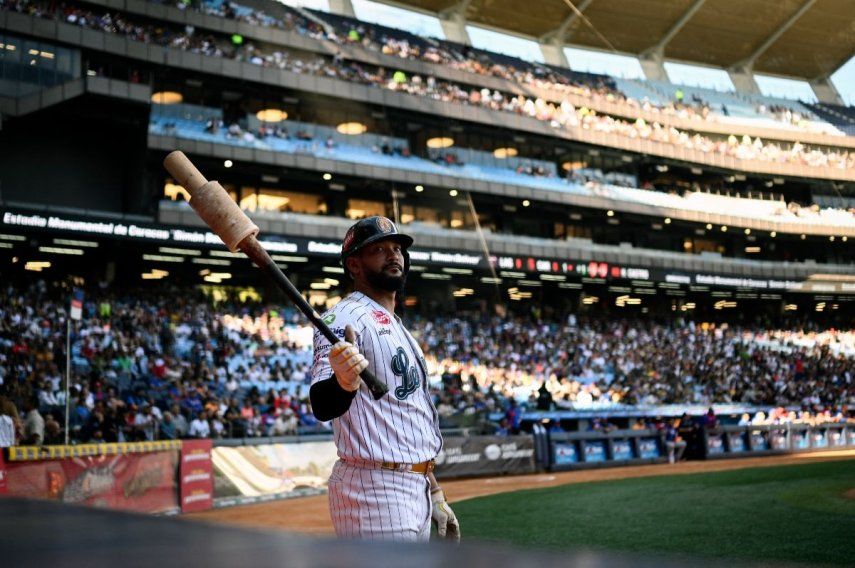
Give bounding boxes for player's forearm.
[310,375,358,421]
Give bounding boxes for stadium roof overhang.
[388,0,855,80]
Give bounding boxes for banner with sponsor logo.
[180,440,214,513]
[434,436,535,479]
[3,449,179,513]
[212,442,337,500]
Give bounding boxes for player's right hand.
[329,325,368,392]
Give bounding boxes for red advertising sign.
[180,440,213,513]
[0,452,7,494]
[3,450,178,513]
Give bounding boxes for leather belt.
[343,458,436,475]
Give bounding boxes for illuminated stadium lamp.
[322,173,333,181]
[664,218,671,224]
[255,109,287,123]
[522,200,530,207]
[706,223,713,230]
[770,231,777,238]
[606,210,614,217]
[336,122,367,135]
[843,236,848,242]
[24,261,50,272]
[151,91,183,104]
[721,226,728,232]
[449,189,458,197]
[561,161,587,171]
[310,282,332,290]
[415,185,424,192]
[224,160,233,168]
[829,236,835,242]
[323,278,339,286]
[426,137,454,149]
[493,147,518,159]
[784,304,798,311]
[38,246,84,256]
[800,234,806,240]
[744,228,751,235]
[745,246,761,253]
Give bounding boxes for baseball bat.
[163,151,389,400]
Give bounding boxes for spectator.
[21,398,45,446]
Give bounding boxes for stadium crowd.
[4,0,854,172]
[1,280,852,446]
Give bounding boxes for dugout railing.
[545,428,667,471]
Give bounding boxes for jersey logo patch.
[391,347,420,400]
[371,309,391,325]
[322,313,336,325]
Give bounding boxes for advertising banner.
[637,438,661,459]
[707,434,725,455]
[212,441,338,499]
[728,432,747,452]
[553,442,579,465]
[434,436,535,479]
[3,450,179,513]
[582,441,607,463]
[180,440,213,513]
[611,439,634,460]
[0,452,7,494]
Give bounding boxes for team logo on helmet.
[377,217,394,233]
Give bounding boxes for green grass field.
[455,460,855,566]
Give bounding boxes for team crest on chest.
[391,347,420,400]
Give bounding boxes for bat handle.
[359,368,388,401]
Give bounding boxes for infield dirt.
[187,449,855,535]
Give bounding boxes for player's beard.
[365,265,406,293]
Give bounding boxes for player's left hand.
[431,489,460,542]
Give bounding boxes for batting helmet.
[340,216,413,278]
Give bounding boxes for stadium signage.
[664,272,803,291]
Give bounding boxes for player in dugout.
[310,216,461,543]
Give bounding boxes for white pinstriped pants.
[327,460,432,542]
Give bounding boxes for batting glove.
[431,489,460,542]
[329,325,368,392]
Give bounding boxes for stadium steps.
[0,76,150,117]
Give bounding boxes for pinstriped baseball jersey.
[311,291,442,464]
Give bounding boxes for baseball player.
[310,216,460,542]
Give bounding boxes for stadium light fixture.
[770,231,777,238]
[0,234,26,241]
[606,210,614,217]
[800,234,806,240]
[784,304,798,311]
[721,225,728,232]
[255,109,287,123]
[744,228,751,235]
[829,236,835,242]
[224,160,233,168]
[336,122,367,135]
[842,236,848,242]
[323,173,333,181]
[522,200,530,207]
[493,147,518,159]
[561,161,587,171]
[745,246,761,253]
[54,238,98,248]
[143,254,183,263]
[151,91,183,104]
[664,218,671,224]
[706,223,713,230]
[38,246,84,256]
[415,185,424,192]
[24,261,51,272]
[426,137,454,149]
[449,189,458,197]
[159,247,202,256]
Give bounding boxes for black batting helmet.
[340,216,413,278]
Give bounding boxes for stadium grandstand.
[0,0,853,541]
